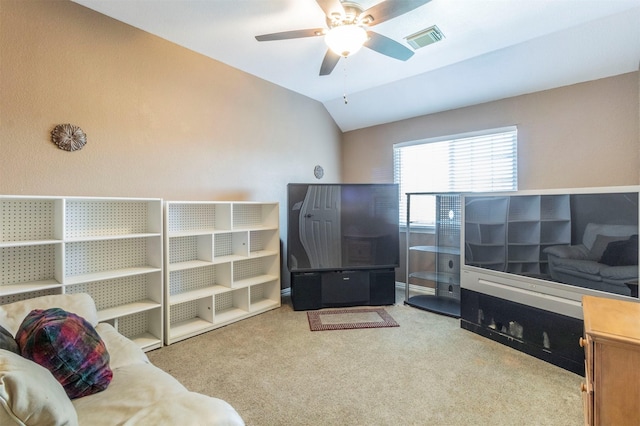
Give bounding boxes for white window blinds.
[393,126,518,225]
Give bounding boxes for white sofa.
[0,293,244,425]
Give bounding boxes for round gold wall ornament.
[314,165,324,179]
[51,124,87,151]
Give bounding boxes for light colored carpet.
[147,289,583,425]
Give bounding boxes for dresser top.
[582,295,640,343]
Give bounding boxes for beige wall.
[0,0,341,205]
[341,72,640,189]
[2,1,639,291]
[0,1,343,288]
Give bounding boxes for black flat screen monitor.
[287,183,400,272]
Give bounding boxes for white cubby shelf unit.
[164,201,281,345]
[0,196,164,351]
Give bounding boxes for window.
[393,126,518,226]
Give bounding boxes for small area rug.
[307,307,399,331]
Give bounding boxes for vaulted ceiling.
[73,0,640,132]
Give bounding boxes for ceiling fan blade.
[255,28,325,42]
[316,0,345,19]
[360,0,431,27]
[364,31,414,61]
[319,49,341,76]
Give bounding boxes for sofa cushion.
[71,363,244,426]
[95,323,149,370]
[600,264,639,281]
[0,325,19,354]
[16,308,112,399]
[544,244,589,260]
[0,293,98,337]
[550,258,606,276]
[600,235,638,266]
[588,234,627,261]
[0,349,79,426]
[582,223,639,252]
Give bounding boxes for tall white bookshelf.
[164,201,280,345]
[0,195,163,351]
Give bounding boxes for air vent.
[405,25,444,50]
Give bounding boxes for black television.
[287,183,400,272]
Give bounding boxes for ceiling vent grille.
[405,25,444,50]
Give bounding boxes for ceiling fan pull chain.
[343,57,348,104]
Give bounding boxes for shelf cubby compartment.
[465,223,506,245]
[67,272,163,350]
[540,195,571,221]
[167,234,214,271]
[508,196,541,222]
[1,197,64,245]
[232,202,279,230]
[507,244,540,262]
[168,297,215,344]
[214,288,249,325]
[249,279,280,312]
[213,231,249,262]
[109,308,163,351]
[64,198,162,239]
[1,243,63,296]
[249,228,279,257]
[540,220,571,245]
[464,197,509,224]
[63,236,162,285]
[465,243,506,271]
[166,202,232,234]
[232,255,279,288]
[168,263,232,304]
[67,272,163,320]
[508,221,541,244]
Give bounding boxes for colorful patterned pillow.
[15,308,112,399]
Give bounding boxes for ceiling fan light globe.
[325,25,367,57]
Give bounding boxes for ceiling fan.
[255,0,431,76]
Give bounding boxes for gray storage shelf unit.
[405,193,461,317]
[464,193,571,278]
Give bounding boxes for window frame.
[393,126,518,228]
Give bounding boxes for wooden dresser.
[580,295,640,425]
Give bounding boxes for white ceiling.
[72,0,640,132]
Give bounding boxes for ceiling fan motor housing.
[327,2,365,28]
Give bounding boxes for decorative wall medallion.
[314,165,324,179]
[51,124,87,151]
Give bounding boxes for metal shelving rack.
[405,192,461,317]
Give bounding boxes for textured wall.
[0,0,345,289]
[0,0,341,203]
[341,72,640,190]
